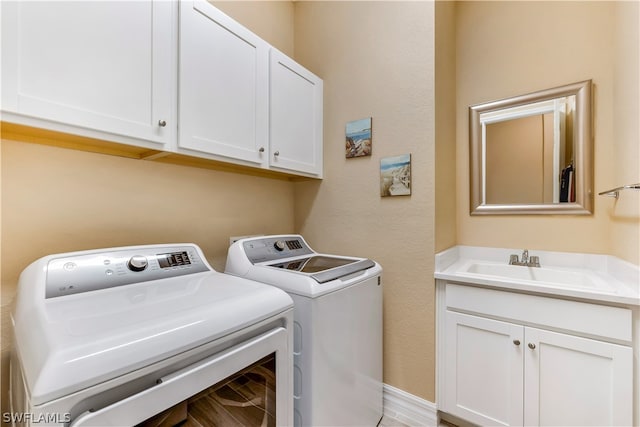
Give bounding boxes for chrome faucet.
[509,249,541,267]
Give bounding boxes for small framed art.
[380,154,411,197]
[345,117,372,158]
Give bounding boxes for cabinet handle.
[513,340,521,346]
[259,147,265,153]
[274,151,280,157]
[528,343,536,350]
[158,120,167,127]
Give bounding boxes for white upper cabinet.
[177,0,269,167]
[269,49,323,177]
[2,0,323,178]
[178,1,323,177]
[1,1,175,148]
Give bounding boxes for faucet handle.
[509,254,519,265]
[529,256,540,267]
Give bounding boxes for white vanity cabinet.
[1,0,175,149]
[437,283,633,427]
[177,0,323,178]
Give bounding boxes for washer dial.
[127,255,148,272]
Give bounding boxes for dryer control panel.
[46,245,210,298]
[242,236,313,264]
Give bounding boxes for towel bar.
[598,183,640,198]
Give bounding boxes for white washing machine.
[225,235,383,427]
[10,243,294,426]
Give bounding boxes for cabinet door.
[1,0,174,146]
[444,311,524,426]
[524,327,633,426]
[269,49,323,177]
[178,0,268,166]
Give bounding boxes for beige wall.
[485,115,545,204]
[455,1,635,258]
[483,112,556,204]
[293,1,437,401]
[0,141,296,414]
[435,1,458,253]
[611,1,640,264]
[212,0,294,57]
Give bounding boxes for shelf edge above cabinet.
[1,121,321,181]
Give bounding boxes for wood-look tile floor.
[137,356,276,427]
[378,414,411,427]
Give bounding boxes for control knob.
[127,255,148,272]
[274,240,286,251]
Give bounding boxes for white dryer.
[225,235,383,427]
[10,244,294,426]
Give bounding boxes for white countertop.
[435,246,640,306]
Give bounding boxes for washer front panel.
[12,243,294,406]
[243,236,313,263]
[46,245,209,298]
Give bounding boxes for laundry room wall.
[292,2,437,402]
[0,2,296,417]
[212,0,294,58]
[0,141,297,417]
[611,0,640,264]
[455,1,640,265]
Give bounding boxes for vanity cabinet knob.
[259,147,265,153]
[158,120,167,127]
[528,343,536,350]
[513,340,521,346]
[274,151,280,157]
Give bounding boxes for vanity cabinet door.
[1,0,175,147]
[444,311,524,426]
[269,49,323,177]
[178,0,269,166]
[523,327,633,427]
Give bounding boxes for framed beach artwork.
[380,154,411,197]
[345,117,372,158]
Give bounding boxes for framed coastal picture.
[380,154,411,197]
[345,117,372,158]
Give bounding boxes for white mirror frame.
[469,80,593,215]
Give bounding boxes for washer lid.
[13,271,292,406]
[268,256,376,283]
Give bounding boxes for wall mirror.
[469,80,593,215]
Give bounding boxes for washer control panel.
[46,245,210,298]
[242,236,313,264]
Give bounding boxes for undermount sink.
[435,246,640,306]
[461,262,614,292]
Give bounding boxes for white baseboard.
[383,383,438,426]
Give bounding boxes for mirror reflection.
[482,96,575,204]
[469,80,593,215]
